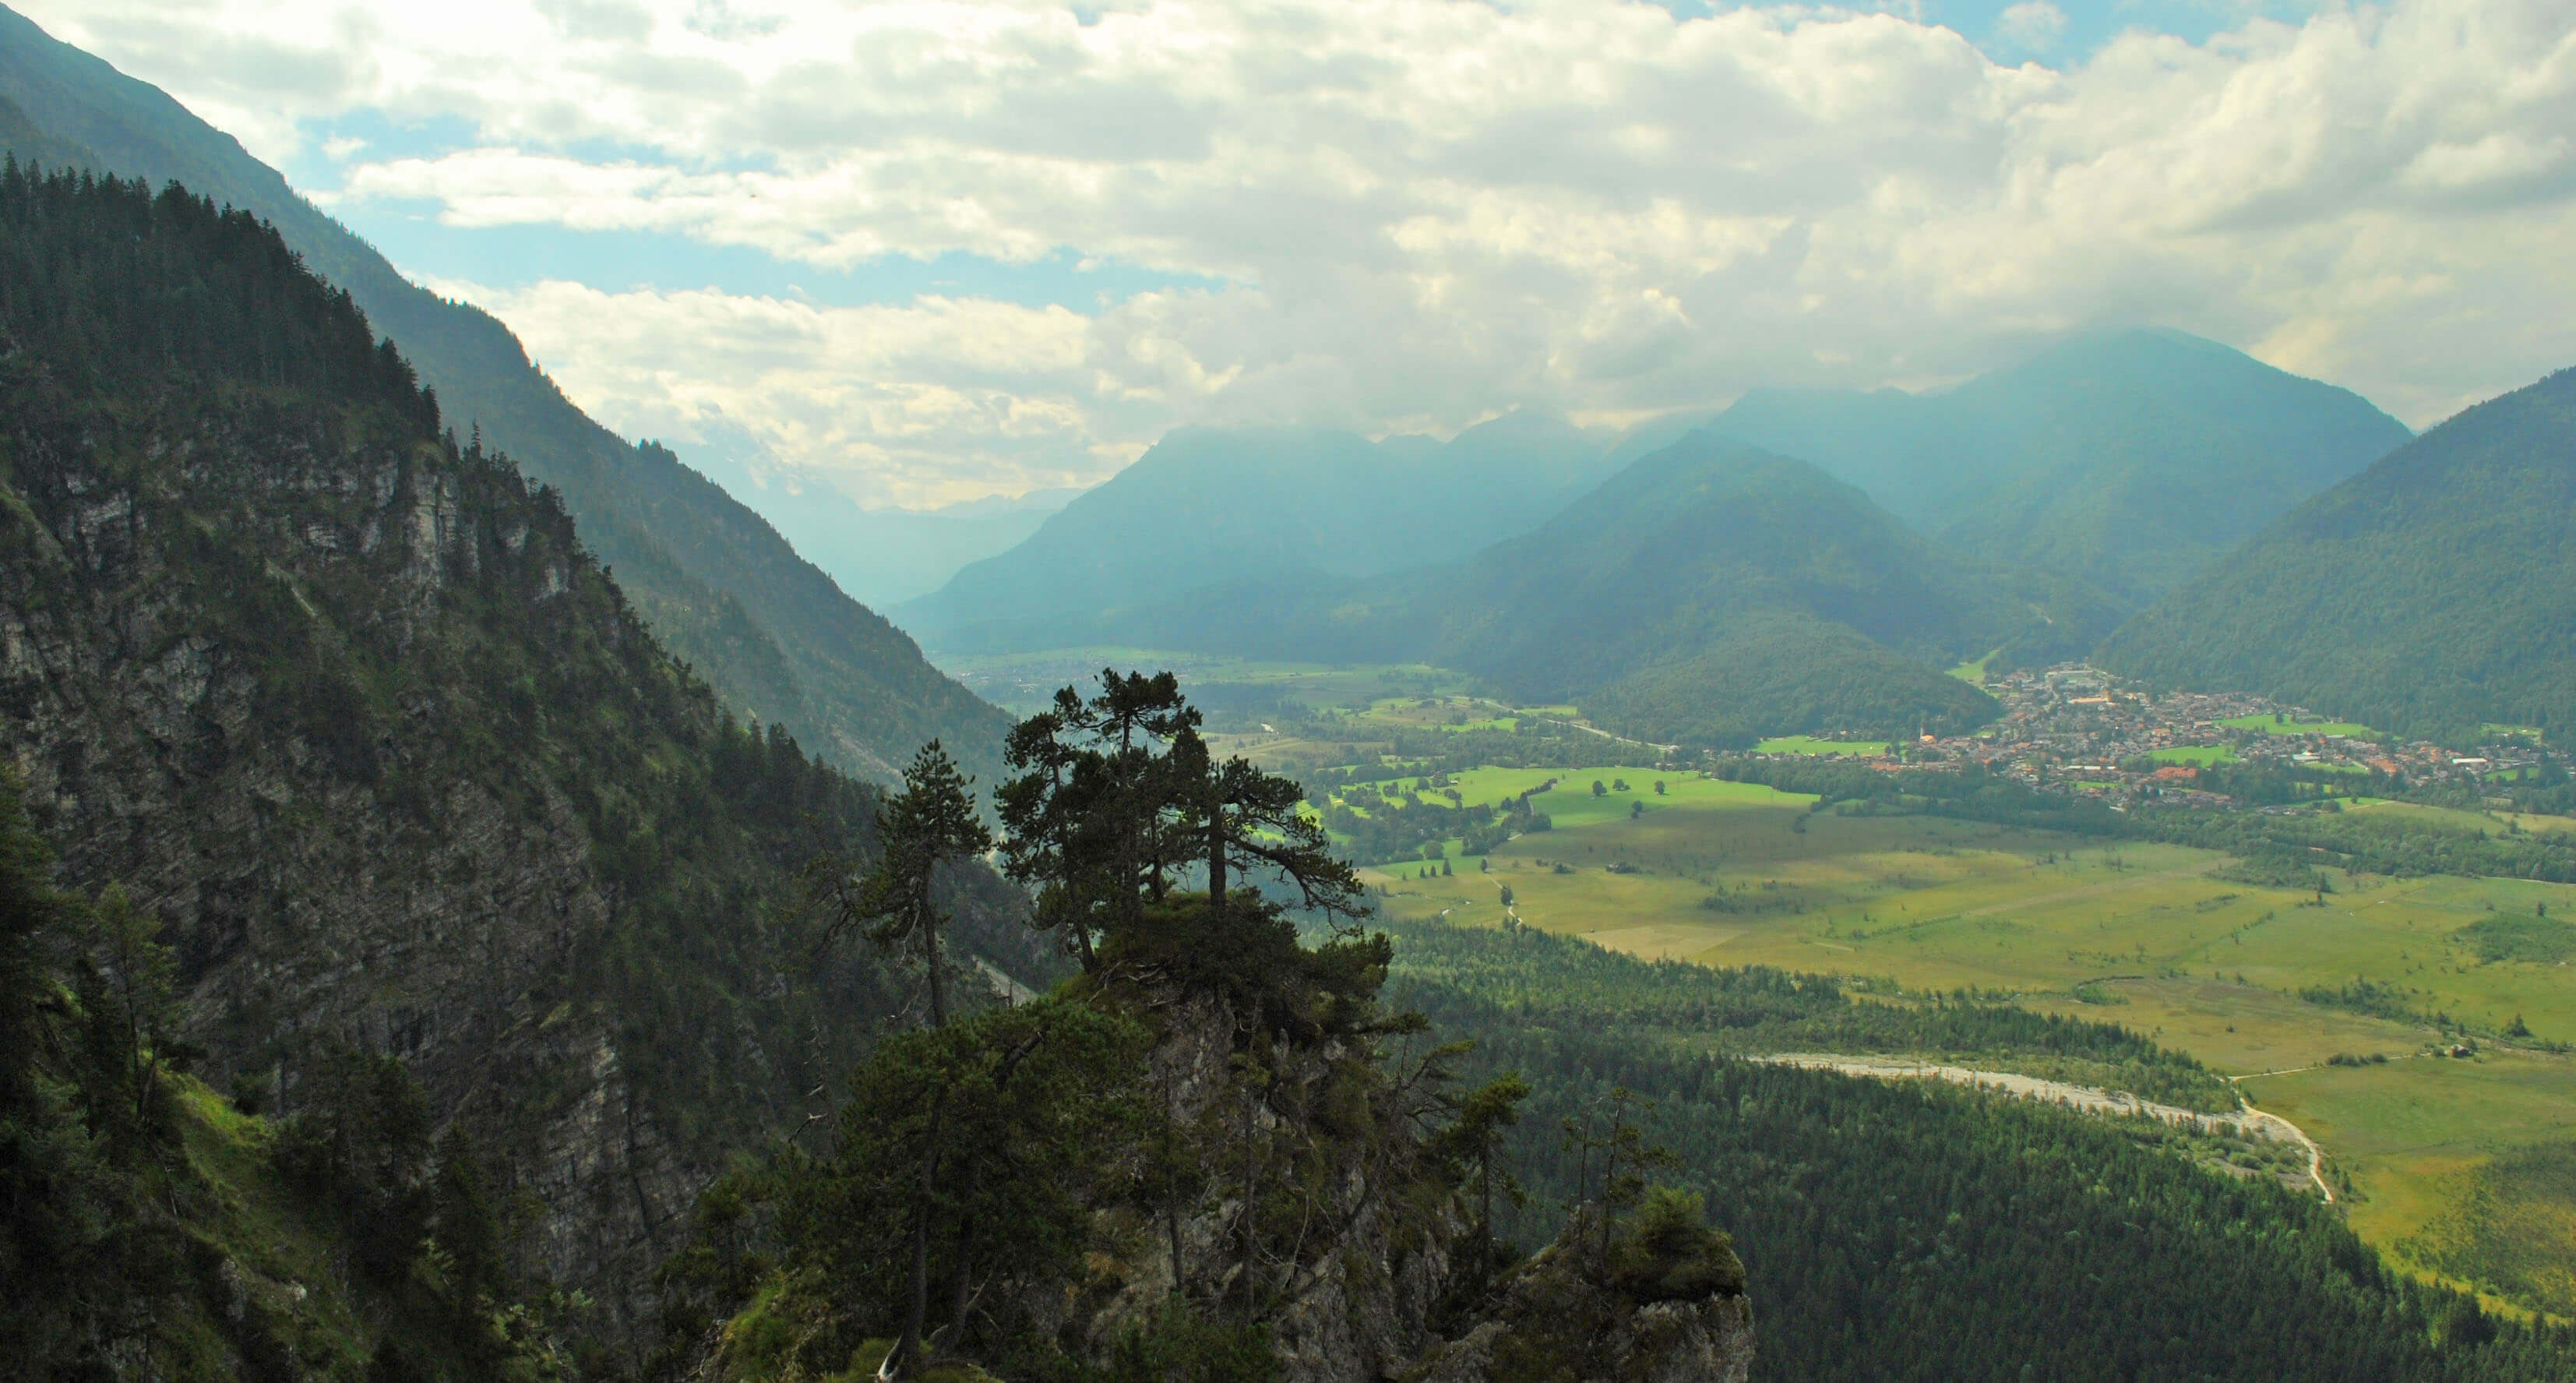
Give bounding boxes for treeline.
[1271,715,1669,784]
[1381,919,2234,1111]
[1323,777,1552,864]
[1714,757,2576,885]
[1422,1005,2572,1381]
[1383,917,2576,1379]
[0,161,441,434]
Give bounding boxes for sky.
[21,0,2576,506]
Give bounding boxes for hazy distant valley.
[7,4,2576,1382]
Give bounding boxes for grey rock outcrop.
[1405,1205,1754,1383]
[0,390,1028,1358]
[1058,990,1461,1383]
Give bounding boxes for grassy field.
[1947,650,1999,685]
[1754,736,1892,756]
[2147,744,2239,766]
[1357,772,2576,1315]
[2221,711,2377,738]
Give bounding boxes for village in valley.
[1775,665,2546,808]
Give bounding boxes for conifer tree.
[819,739,991,1028]
[812,739,991,1375]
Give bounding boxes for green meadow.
[1755,735,1893,756]
[2222,711,2377,738]
[1947,650,2000,685]
[1357,771,2576,1315]
[2148,744,2240,766]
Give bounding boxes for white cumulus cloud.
[20,0,2576,503]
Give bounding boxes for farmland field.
[953,653,2576,1319]
[2222,711,2377,737]
[1351,764,2576,1316]
[1753,735,1893,756]
[2147,744,2239,766]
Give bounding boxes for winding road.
[1751,1053,2335,1201]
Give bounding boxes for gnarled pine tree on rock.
[657,672,1721,1382]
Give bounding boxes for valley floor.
[929,646,2576,1325]
[1360,774,2576,1321]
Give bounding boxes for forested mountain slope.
[1690,329,2411,606]
[0,5,1009,782]
[1134,436,2089,744]
[0,168,1042,1362]
[2099,365,2576,744]
[1403,438,2029,741]
[900,412,1611,652]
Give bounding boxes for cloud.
[21,0,2576,503]
[1993,2,2068,56]
[439,276,1138,503]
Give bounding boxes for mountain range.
[1672,329,2413,607]
[893,328,2412,740]
[0,165,1044,1357]
[898,411,1612,651]
[1270,436,2056,744]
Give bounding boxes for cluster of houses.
[1750,665,2546,810]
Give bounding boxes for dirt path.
[1522,711,1676,753]
[1752,1053,2334,1201]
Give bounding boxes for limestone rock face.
[0,392,1017,1354]
[1406,1208,1755,1383]
[1063,991,1461,1383]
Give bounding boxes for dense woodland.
[1383,921,2575,1381]
[1380,919,2235,1110]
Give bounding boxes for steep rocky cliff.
[1408,1201,1753,1383]
[0,4,1013,788]
[1069,991,1461,1383]
[0,168,1033,1362]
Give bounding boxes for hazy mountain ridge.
[1383,436,2029,742]
[2099,365,2576,743]
[1686,329,2413,606]
[900,412,1613,651]
[0,4,1010,784]
[1057,436,2056,743]
[897,330,2395,743]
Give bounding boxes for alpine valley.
[7,8,2576,1383]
